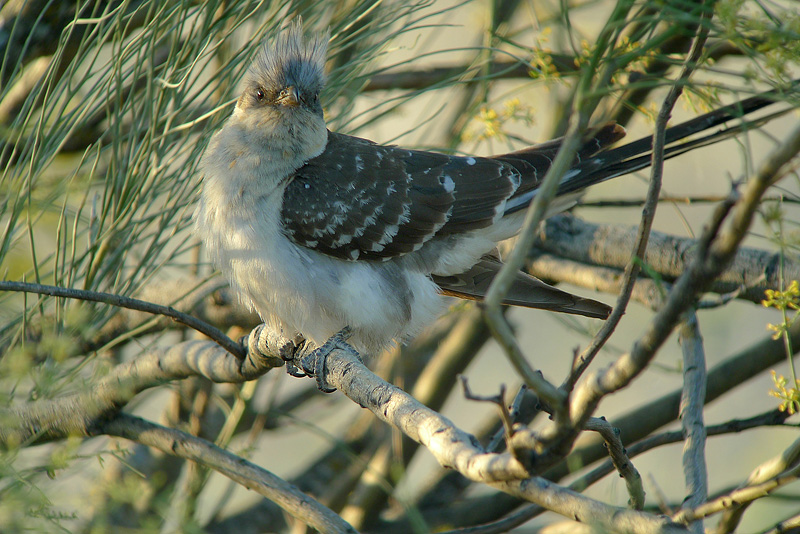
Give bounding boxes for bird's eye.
[255,89,265,101]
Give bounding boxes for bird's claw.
[295,326,356,393]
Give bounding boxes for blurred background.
[1,0,799,532]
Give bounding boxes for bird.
[194,21,791,386]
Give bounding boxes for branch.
[320,347,530,482]
[0,281,245,357]
[574,409,792,495]
[362,39,743,94]
[567,5,712,387]
[677,312,709,533]
[585,416,646,509]
[672,448,800,525]
[569,118,800,453]
[580,194,800,208]
[429,409,792,534]
[101,413,357,534]
[544,304,800,486]
[713,435,800,533]
[289,343,688,534]
[0,334,282,447]
[339,305,493,529]
[536,213,800,305]
[760,514,800,534]
[526,253,667,310]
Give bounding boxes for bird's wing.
[433,255,611,319]
[281,131,519,261]
[280,127,624,261]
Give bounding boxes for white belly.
[195,185,443,355]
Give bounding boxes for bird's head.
[233,21,329,162]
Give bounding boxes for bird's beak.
[278,86,300,107]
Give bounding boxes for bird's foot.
[293,326,357,393]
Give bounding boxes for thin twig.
[713,436,800,533]
[566,3,713,389]
[486,386,531,453]
[0,280,245,357]
[673,456,800,525]
[461,378,515,438]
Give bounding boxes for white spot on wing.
[378,223,400,245]
[466,157,476,165]
[398,203,411,225]
[332,233,354,246]
[441,175,455,193]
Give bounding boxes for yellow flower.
[769,370,800,414]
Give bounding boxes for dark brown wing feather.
[433,256,612,319]
[281,131,520,260]
[281,125,626,262]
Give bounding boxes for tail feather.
[501,81,798,215]
[433,257,612,319]
[438,82,797,317]
[493,122,627,197]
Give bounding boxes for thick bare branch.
[0,335,281,447]
[291,343,688,534]
[535,214,798,304]
[315,346,531,482]
[490,478,687,534]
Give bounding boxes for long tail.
[503,82,799,214]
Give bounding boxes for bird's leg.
[244,324,359,392]
[296,326,358,393]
